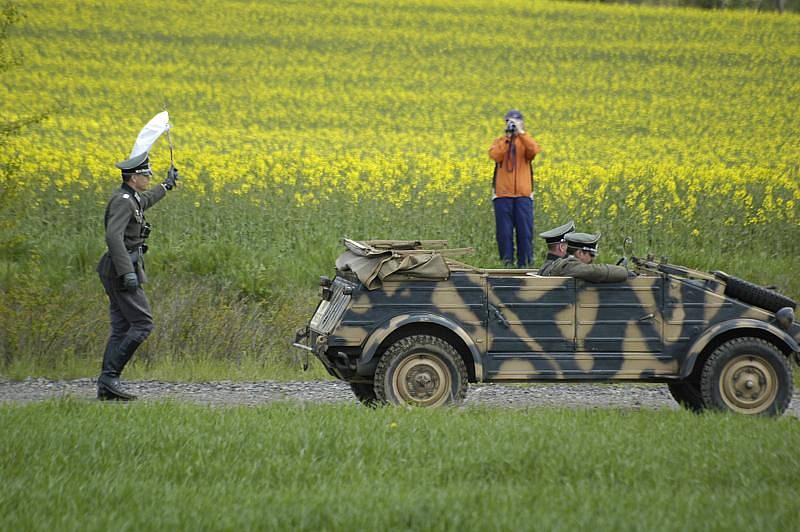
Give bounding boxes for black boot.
[97,341,118,400]
[97,337,141,401]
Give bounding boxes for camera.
[505,119,517,134]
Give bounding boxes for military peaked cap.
[115,152,151,175]
[504,109,523,121]
[539,221,575,244]
[566,232,601,255]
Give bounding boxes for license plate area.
[309,278,354,335]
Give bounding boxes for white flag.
[130,111,170,158]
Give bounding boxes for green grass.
[1,400,798,530]
[0,274,330,381]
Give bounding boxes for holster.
[129,247,148,284]
[96,248,148,286]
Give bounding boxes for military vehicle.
[294,239,799,415]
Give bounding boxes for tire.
[349,382,379,407]
[714,272,797,313]
[700,337,793,416]
[667,380,705,413]
[374,334,468,407]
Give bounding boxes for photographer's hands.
[505,118,526,136]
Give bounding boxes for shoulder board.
[110,192,136,209]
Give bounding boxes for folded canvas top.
[336,239,450,290]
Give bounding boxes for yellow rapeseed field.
[1,0,798,282]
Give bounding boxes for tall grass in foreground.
[1,401,798,530]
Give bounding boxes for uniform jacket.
[489,132,541,198]
[546,255,629,283]
[98,182,165,281]
[538,253,563,276]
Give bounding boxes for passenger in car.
[537,220,575,276]
[546,232,631,282]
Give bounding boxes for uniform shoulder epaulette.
[110,192,136,209]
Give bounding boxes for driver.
[546,232,632,282]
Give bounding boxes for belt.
[127,244,148,255]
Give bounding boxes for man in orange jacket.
[488,109,542,267]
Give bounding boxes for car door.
[575,275,674,378]
[485,274,576,379]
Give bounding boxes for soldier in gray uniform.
[96,151,179,400]
[546,232,630,283]
[537,220,575,276]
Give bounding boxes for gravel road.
[2,378,799,416]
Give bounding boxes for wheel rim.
[718,354,778,414]
[392,353,452,407]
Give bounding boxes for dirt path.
[2,377,799,416]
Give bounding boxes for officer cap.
[539,221,575,244]
[115,152,152,176]
[504,109,523,121]
[566,232,601,255]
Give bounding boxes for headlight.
[775,307,795,331]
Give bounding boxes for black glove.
[122,272,139,291]
[163,165,179,190]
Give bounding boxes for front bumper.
[293,325,331,372]
[293,325,359,380]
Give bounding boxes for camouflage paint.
[298,259,800,384]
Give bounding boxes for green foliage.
[0,2,47,141]
[0,275,329,380]
[0,2,21,74]
[1,401,798,530]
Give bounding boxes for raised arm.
[518,133,542,161]
[573,263,629,283]
[138,182,167,211]
[489,136,510,163]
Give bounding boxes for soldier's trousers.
[99,272,154,364]
[493,196,534,267]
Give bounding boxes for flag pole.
[163,103,175,167]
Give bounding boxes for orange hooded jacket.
[488,133,541,198]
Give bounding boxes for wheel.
[374,334,468,407]
[349,382,379,407]
[700,337,793,416]
[667,380,705,413]
[713,272,796,313]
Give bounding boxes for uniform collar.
[120,183,142,205]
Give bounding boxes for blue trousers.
[493,196,533,267]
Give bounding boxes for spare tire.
[714,272,797,313]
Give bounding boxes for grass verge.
[1,400,798,530]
